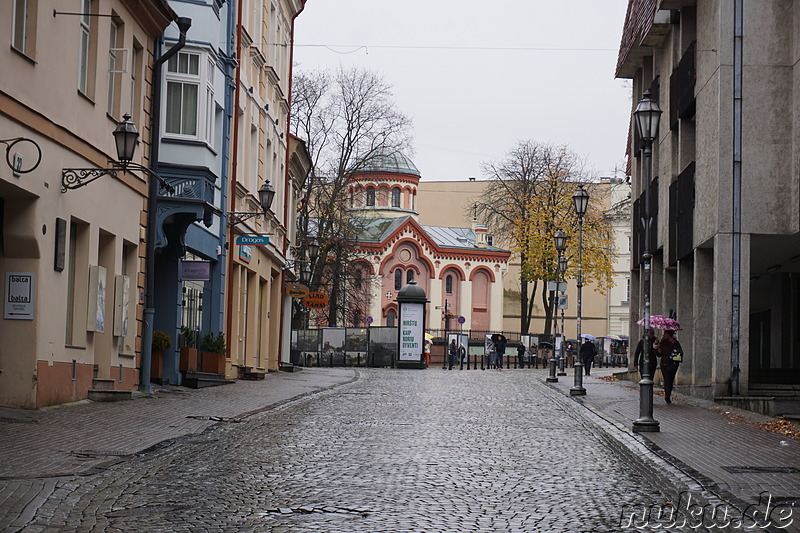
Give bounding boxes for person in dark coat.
[580,338,597,375]
[633,329,658,378]
[491,334,507,369]
[516,343,526,368]
[655,329,683,403]
[448,339,458,370]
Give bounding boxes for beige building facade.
[0,0,177,407]
[417,179,629,341]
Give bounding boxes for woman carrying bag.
[655,329,683,404]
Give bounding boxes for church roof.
[357,216,508,253]
[355,152,421,177]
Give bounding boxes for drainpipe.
[141,17,192,394]
[224,0,244,359]
[277,2,307,369]
[730,0,743,396]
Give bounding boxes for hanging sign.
[180,260,211,281]
[238,245,252,264]
[286,283,309,298]
[236,235,269,246]
[302,291,329,309]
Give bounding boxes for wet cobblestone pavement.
[10,369,704,532]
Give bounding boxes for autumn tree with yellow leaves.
[474,140,614,335]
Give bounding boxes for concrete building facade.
[617,0,800,402]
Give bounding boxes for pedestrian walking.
[633,328,657,378]
[448,339,458,370]
[458,344,466,368]
[491,333,507,369]
[580,337,597,376]
[516,343,526,368]
[655,329,683,403]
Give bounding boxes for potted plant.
[201,332,227,374]
[179,326,200,372]
[151,330,171,380]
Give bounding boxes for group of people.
[633,328,683,403]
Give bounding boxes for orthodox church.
[346,153,511,332]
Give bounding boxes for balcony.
[153,163,220,249]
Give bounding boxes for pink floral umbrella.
[636,315,682,330]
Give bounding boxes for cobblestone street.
[3,369,692,532]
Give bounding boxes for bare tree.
[291,66,413,327]
[474,140,613,336]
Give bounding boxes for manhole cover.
[70,450,130,458]
[107,505,188,518]
[721,466,800,474]
[258,506,370,518]
[186,415,242,423]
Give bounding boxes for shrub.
[152,330,172,351]
[202,332,226,354]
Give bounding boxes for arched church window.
[445,274,453,294]
[387,308,397,327]
[391,187,401,208]
[353,268,363,289]
[366,187,375,206]
[406,270,414,284]
[394,269,402,290]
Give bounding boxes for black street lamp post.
[632,90,662,432]
[548,230,568,383]
[570,185,589,396]
[557,251,568,376]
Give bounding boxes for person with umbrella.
[655,329,684,403]
[580,335,598,376]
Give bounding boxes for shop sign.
[180,260,211,281]
[238,245,252,264]
[4,272,34,320]
[286,283,309,298]
[235,235,269,246]
[303,291,329,309]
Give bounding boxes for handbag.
[670,346,684,362]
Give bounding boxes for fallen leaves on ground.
[710,406,800,439]
[598,375,618,382]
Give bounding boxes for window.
[487,235,494,247]
[165,51,200,137]
[204,56,216,144]
[391,187,400,208]
[353,269,363,289]
[394,269,402,290]
[445,274,453,294]
[406,270,414,284]
[106,18,122,116]
[386,308,396,327]
[12,0,37,56]
[366,186,375,206]
[78,0,94,96]
[66,220,89,346]
[129,41,143,118]
[626,278,631,303]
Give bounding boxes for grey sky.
[293,1,631,181]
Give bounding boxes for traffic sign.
[235,235,270,246]
[457,315,466,324]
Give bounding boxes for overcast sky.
[293,1,631,181]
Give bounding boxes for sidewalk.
[0,368,357,480]
[546,367,800,520]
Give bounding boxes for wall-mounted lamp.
[226,180,275,225]
[61,114,174,193]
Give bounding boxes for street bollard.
[546,355,559,382]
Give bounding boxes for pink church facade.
[346,153,510,332]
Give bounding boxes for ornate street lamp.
[547,230,568,383]
[61,114,174,193]
[226,180,276,225]
[557,252,568,376]
[570,185,589,396]
[632,89,662,432]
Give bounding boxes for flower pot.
[180,347,199,372]
[201,351,226,374]
[151,349,164,379]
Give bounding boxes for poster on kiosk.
[398,303,424,363]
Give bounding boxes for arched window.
[406,270,414,284]
[353,268,363,290]
[394,269,402,290]
[445,274,453,294]
[387,308,397,327]
[366,186,375,206]
[391,187,401,207]
[352,309,361,326]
